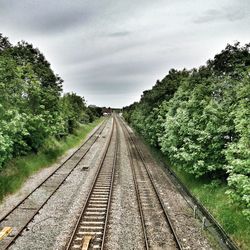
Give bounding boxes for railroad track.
[0,118,109,249]
[120,116,239,250]
[119,117,183,250]
[66,116,119,250]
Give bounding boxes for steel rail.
[66,116,118,250]
[0,118,108,249]
[101,116,119,249]
[0,118,107,224]
[121,118,239,250]
[119,117,183,250]
[118,119,149,250]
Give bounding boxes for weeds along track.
[119,117,183,250]
[0,119,108,250]
[66,116,119,250]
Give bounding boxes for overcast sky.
[0,0,249,107]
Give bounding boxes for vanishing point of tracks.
[67,116,183,249]
[0,119,108,249]
[1,115,196,249]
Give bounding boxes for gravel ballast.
[104,122,144,250]
[131,128,214,249]
[2,119,112,250]
[0,117,218,249]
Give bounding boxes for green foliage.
[0,33,11,51]
[60,93,91,134]
[0,118,103,201]
[123,42,250,220]
[226,174,250,218]
[160,75,238,177]
[225,76,250,218]
[0,33,102,169]
[144,141,250,249]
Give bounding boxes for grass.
[144,142,250,250]
[0,118,103,202]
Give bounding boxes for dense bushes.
[0,33,101,168]
[123,42,250,219]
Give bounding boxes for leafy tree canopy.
[123,42,250,219]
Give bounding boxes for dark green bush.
[123,42,250,219]
[0,33,101,169]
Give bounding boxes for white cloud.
[0,0,249,107]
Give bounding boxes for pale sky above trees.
[0,0,249,107]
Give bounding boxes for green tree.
[123,42,250,219]
[225,73,250,219]
[0,33,99,168]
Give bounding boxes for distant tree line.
[0,33,101,168]
[123,42,250,219]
